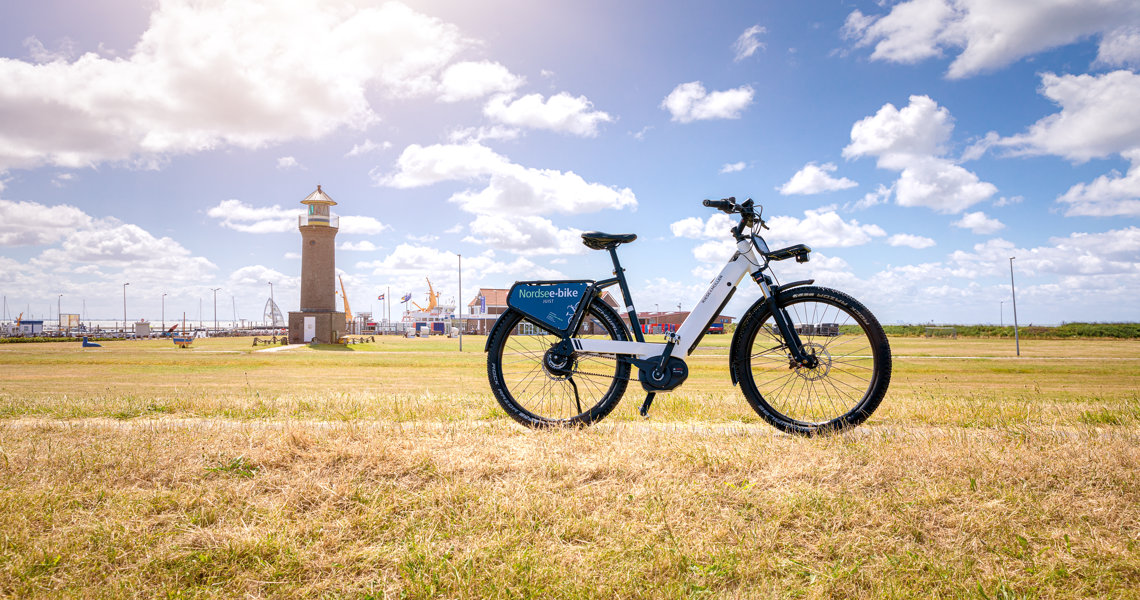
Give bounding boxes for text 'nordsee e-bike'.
[484,197,892,435]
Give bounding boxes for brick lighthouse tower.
[287,185,346,343]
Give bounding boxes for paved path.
[253,344,308,353]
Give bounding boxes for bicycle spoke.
[492,302,630,424]
[744,293,885,429]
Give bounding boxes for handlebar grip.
[702,197,736,211]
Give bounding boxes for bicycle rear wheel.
[486,298,631,427]
[734,286,891,435]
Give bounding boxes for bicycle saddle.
[581,231,637,250]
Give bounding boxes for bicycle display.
[484,197,892,435]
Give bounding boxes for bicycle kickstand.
[639,393,656,418]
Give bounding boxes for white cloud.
[0,198,92,246]
[953,211,1005,234]
[446,125,520,144]
[33,221,216,280]
[999,71,1140,162]
[345,139,390,157]
[993,71,1140,217]
[437,60,524,102]
[378,142,507,188]
[843,1,954,66]
[778,162,857,195]
[339,240,380,251]
[377,142,637,216]
[634,277,708,313]
[483,92,613,137]
[852,183,893,210]
[1057,150,1140,216]
[692,239,738,265]
[671,209,884,249]
[843,95,953,166]
[720,161,747,174]
[894,157,997,213]
[357,244,564,301]
[670,213,735,239]
[733,25,767,62]
[0,0,467,170]
[888,233,936,248]
[226,265,296,297]
[207,199,296,233]
[207,199,388,234]
[844,96,996,213]
[276,156,301,170]
[844,0,1140,79]
[463,214,585,255]
[339,215,389,235]
[766,209,886,248]
[993,195,1023,207]
[358,243,458,276]
[950,228,1140,278]
[22,36,77,64]
[1096,26,1140,68]
[661,81,754,123]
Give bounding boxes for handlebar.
[702,196,768,238]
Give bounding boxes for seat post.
[608,247,645,343]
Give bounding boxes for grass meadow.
[0,334,1137,598]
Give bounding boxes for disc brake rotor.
[794,342,831,381]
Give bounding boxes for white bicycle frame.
[573,237,771,359]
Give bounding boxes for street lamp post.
[458,254,462,352]
[122,282,130,337]
[1000,300,1004,327]
[211,288,221,336]
[162,292,167,332]
[58,294,62,336]
[268,281,274,327]
[1009,257,1020,357]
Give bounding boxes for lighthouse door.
[303,316,316,342]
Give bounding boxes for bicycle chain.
[564,353,637,382]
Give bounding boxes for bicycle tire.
[733,286,891,435]
[487,298,631,428]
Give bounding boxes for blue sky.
[2,0,1140,326]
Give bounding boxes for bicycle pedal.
[639,393,656,418]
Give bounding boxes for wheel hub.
[792,342,831,381]
[543,348,574,379]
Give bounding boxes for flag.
[401,293,412,303]
[377,294,385,300]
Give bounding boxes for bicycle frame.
[574,237,764,359]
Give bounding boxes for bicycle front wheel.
[486,299,631,427]
[734,286,891,435]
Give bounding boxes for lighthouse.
[287,185,346,343]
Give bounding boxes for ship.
[401,278,456,334]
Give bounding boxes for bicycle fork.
[752,271,818,368]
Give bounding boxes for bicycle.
[485,197,892,435]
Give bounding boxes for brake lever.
[754,201,769,229]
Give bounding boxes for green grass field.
[1,335,1138,598]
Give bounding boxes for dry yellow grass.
[0,335,1138,598]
